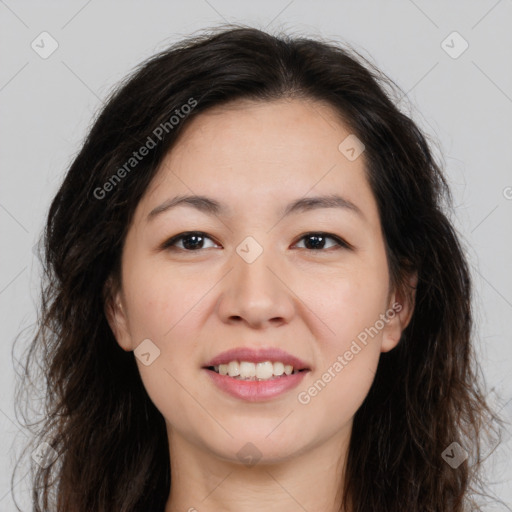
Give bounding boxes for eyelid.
[161,231,353,252]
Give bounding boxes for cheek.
[121,259,206,432]
[297,255,389,410]
[296,346,380,439]
[306,258,390,349]
[120,257,210,397]
[121,254,208,342]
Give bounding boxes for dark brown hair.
[13,24,506,512]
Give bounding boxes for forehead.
[168,97,354,169]
[139,98,379,225]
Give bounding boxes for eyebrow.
[147,193,365,222]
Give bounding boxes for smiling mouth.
[204,360,308,381]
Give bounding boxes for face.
[106,98,413,466]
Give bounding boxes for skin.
[106,98,416,512]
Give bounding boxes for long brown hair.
[13,25,506,511]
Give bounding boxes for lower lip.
[204,369,308,402]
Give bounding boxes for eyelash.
[161,231,352,252]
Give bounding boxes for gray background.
[1,0,511,509]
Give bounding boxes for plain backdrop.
[1,0,511,510]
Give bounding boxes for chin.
[206,433,308,466]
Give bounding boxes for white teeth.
[240,361,256,378]
[211,360,301,380]
[228,361,240,376]
[273,361,284,376]
[256,361,273,379]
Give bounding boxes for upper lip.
[204,347,310,370]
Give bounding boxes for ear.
[103,275,133,352]
[381,271,418,353]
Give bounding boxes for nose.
[216,246,296,329]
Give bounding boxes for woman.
[14,25,504,512]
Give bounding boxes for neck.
[164,427,350,512]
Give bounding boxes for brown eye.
[163,232,219,251]
[294,232,351,251]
